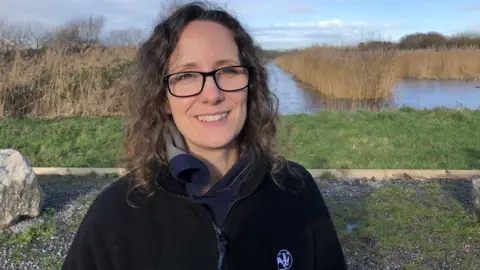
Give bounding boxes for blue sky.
[1,0,479,49]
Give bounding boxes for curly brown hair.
[121,1,295,197]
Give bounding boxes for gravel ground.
[0,176,110,270]
[0,176,478,269]
[318,177,479,270]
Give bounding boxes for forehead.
[169,20,240,69]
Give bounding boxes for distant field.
[1,108,479,169]
[274,46,480,100]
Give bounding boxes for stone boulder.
[473,176,480,222]
[0,149,43,229]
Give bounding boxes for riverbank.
[1,108,479,169]
[0,175,478,269]
[274,46,480,100]
[2,45,480,118]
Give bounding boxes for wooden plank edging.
[32,167,480,180]
[308,169,480,179]
[33,167,128,176]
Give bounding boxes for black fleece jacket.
[62,160,347,270]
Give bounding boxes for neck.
[186,142,239,186]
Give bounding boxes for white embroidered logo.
[277,249,293,270]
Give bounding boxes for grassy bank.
[1,108,479,169]
[274,46,480,100]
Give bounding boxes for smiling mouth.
[196,112,229,122]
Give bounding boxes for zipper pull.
[215,226,227,270]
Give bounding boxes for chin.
[201,137,237,149]
[188,133,238,150]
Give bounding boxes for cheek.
[166,96,195,116]
[227,90,248,107]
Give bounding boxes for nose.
[199,76,224,104]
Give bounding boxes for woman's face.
[165,20,248,152]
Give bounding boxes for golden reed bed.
[0,45,137,118]
[274,46,480,100]
[1,45,480,117]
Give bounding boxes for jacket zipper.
[213,190,254,270]
[152,146,268,268]
[157,185,229,270]
[157,183,259,270]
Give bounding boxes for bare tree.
[50,14,106,47]
[0,17,52,49]
[75,15,106,44]
[17,21,51,48]
[28,22,52,48]
[0,18,29,47]
[102,28,145,46]
[51,23,82,47]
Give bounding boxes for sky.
[1,0,480,50]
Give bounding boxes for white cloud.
[1,0,163,29]
[249,19,395,49]
[0,0,314,27]
[0,0,395,49]
[218,0,317,19]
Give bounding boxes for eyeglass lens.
[168,66,248,97]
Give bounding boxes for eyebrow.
[171,59,240,72]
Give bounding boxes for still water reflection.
[266,63,322,115]
[392,80,480,110]
[266,63,480,115]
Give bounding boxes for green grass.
[3,218,59,265]
[324,180,480,268]
[277,107,480,169]
[0,116,125,167]
[1,107,479,169]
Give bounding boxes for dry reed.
[0,45,137,118]
[274,46,398,100]
[396,47,480,80]
[274,46,480,100]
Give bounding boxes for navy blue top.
[169,152,248,227]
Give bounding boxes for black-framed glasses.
[164,65,250,98]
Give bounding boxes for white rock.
[0,149,44,229]
[473,176,480,222]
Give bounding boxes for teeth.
[196,113,228,122]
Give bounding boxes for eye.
[220,67,240,74]
[173,72,197,82]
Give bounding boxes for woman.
[62,2,347,270]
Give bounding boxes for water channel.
[266,63,480,115]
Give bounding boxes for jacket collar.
[154,124,269,198]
